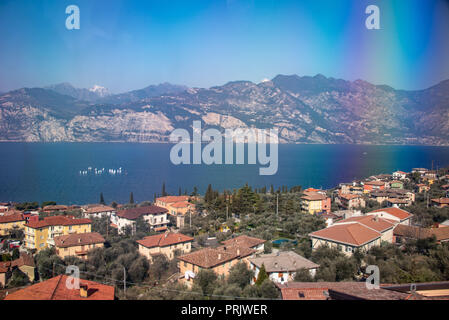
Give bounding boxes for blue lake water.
[0,142,448,205]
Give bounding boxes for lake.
[0,143,448,205]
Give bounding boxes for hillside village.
[1,166,449,300]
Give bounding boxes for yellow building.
[300,192,331,214]
[24,216,92,251]
[137,232,193,262]
[54,232,105,260]
[0,214,26,236]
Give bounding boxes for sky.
[0,0,449,93]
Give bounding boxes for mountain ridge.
[0,75,448,145]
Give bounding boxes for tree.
[100,193,105,205]
[259,280,279,299]
[162,182,167,197]
[294,268,314,282]
[194,269,218,295]
[7,268,30,288]
[129,192,134,204]
[255,263,269,286]
[41,201,56,208]
[111,201,118,209]
[228,262,254,289]
[11,248,20,260]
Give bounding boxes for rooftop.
[116,205,168,220]
[369,207,413,220]
[27,216,91,229]
[249,251,319,273]
[54,232,105,248]
[221,235,266,248]
[137,232,193,248]
[309,223,381,247]
[3,275,115,300]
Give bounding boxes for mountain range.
[0,75,448,145]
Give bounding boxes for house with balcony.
[336,194,366,210]
[113,205,169,234]
[54,232,105,260]
[300,191,331,214]
[24,216,92,251]
[82,205,116,219]
[137,232,193,262]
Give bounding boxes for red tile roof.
[27,216,91,229]
[309,223,381,246]
[178,246,254,268]
[370,207,413,220]
[221,235,266,248]
[432,198,449,205]
[3,275,115,300]
[137,232,193,248]
[335,215,395,233]
[116,205,168,220]
[0,213,24,224]
[54,232,105,248]
[85,205,115,214]
[156,196,190,204]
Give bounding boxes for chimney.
[237,248,240,255]
[80,283,89,298]
[218,253,222,260]
[78,238,81,243]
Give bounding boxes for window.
[346,246,353,252]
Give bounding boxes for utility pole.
[276,193,279,217]
[123,267,126,298]
[106,215,109,237]
[189,209,191,228]
[226,204,229,221]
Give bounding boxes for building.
[3,275,115,300]
[339,183,364,195]
[431,198,449,208]
[276,281,449,300]
[137,232,193,262]
[0,213,26,236]
[24,216,92,251]
[155,196,197,229]
[113,205,169,234]
[0,252,36,286]
[308,214,397,256]
[392,171,408,180]
[42,205,69,213]
[393,225,449,244]
[221,235,266,253]
[300,191,331,214]
[416,184,430,193]
[412,168,429,175]
[389,180,404,189]
[178,246,256,286]
[363,181,386,193]
[82,205,116,219]
[337,194,366,209]
[367,207,413,226]
[248,251,319,284]
[54,232,105,260]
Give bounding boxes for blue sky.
[0,0,448,93]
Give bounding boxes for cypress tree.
[100,192,105,205]
[129,192,134,204]
[255,263,269,286]
[162,182,167,196]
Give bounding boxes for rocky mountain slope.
[0,75,448,144]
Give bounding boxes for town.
[1,166,449,300]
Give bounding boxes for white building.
[114,206,169,234]
[249,251,319,285]
[82,205,116,219]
